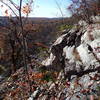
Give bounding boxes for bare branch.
[0,0,18,17]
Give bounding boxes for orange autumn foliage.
[31,73,44,79]
[22,4,31,14]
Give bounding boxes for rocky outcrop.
[1,16,100,100]
[42,22,100,74]
[40,20,100,99]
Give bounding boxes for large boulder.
[42,23,100,73]
[41,22,100,99]
[27,17,100,100]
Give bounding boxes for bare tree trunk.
[10,38,16,73]
[19,0,28,73]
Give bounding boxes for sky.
[0,0,71,18]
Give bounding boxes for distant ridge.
[0,16,65,27]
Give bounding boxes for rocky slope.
[0,16,100,100]
[38,17,100,100]
[42,21,100,72]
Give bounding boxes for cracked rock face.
[42,23,100,74]
[29,18,100,100]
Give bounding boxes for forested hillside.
[0,0,100,100]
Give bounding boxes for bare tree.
[68,0,100,24]
[0,0,33,73]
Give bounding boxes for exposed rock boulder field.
[42,22,100,74]
[0,17,100,99]
[40,20,100,99]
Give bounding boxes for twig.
[19,0,32,95]
[54,0,64,24]
[0,1,18,17]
